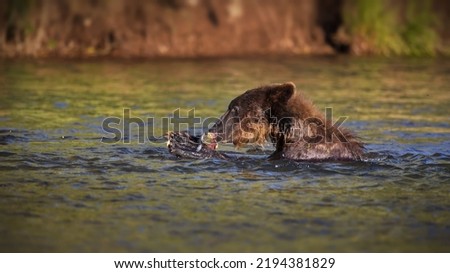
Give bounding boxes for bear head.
[208,82,297,148]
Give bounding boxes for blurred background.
[1,0,449,58]
[1,0,449,253]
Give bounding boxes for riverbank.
[1,0,449,58]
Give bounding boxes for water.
[0,57,449,252]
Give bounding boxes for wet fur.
[209,82,364,161]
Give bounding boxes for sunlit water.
[0,57,449,252]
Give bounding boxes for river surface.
[0,57,449,252]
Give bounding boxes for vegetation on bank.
[1,0,448,58]
[343,0,442,56]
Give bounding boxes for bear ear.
[268,82,296,103]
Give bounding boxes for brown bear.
[167,82,363,161]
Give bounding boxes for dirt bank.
[1,0,448,58]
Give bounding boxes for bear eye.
[228,103,240,115]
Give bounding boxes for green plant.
[343,0,440,56]
[401,0,438,56]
